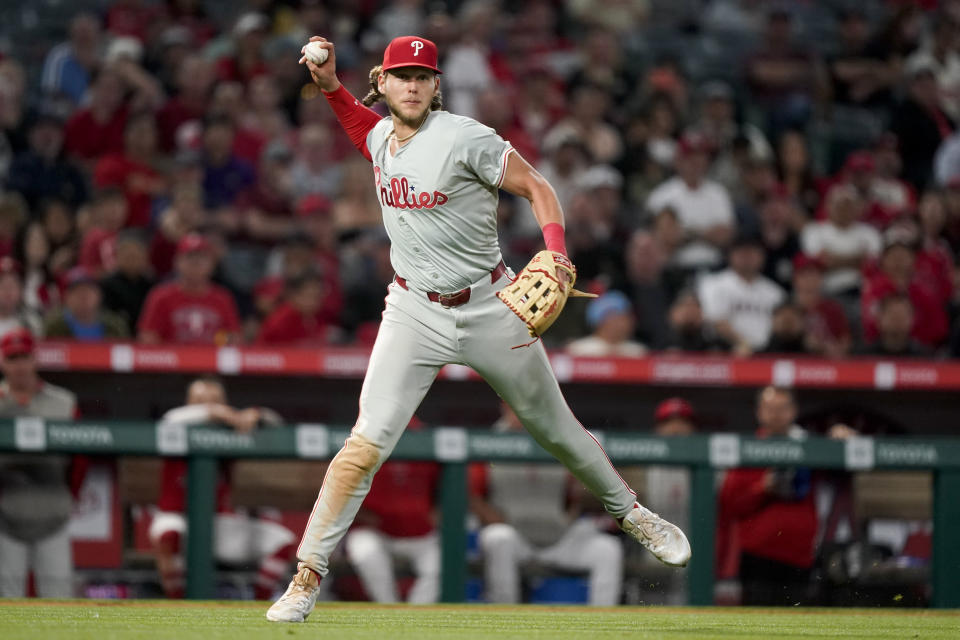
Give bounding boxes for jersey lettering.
[374,166,448,210]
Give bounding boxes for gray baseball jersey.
[0,381,78,541]
[367,111,513,293]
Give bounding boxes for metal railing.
[2,420,958,607]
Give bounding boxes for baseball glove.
[497,250,596,339]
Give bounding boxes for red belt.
[394,260,507,308]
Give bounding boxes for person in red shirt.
[93,111,167,227]
[256,270,334,345]
[718,386,817,606]
[860,230,949,347]
[343,419,440,603]
[216,12,270,85]
[791,254,852,358]
[137,233,241,344]
[63,69,128,167]
[78,188,129,276]
[156,55,215,152]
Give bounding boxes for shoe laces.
[291,566,319,591]
[632,509,669,548]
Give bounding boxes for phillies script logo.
[374,166,448,210]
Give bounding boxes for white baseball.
[303,41,329,65]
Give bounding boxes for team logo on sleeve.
[374,166,448,210]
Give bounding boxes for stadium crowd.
[0,0,958,357]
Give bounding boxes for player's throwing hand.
[299,36,339,92]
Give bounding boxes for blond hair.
[362,64,443,111]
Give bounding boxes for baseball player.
[267,36,690,622]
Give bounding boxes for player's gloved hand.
[497,250,596,340]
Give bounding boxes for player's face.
[380,68,439,128]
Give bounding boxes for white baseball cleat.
[266,564,321,623]
[620,503,692,567]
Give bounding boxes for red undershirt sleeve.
[322,85,383,162]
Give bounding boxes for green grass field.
[1,601,958,640]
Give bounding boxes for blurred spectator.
[547,83,622,164]
[775,129,820,215]
[718,386,816,606]
[241,74,292,143]
[93,111,167,228]
[208,81,266,168]
[13,222,60,315]
[138,233,240,345]
[105,0,161,43]
[256,270,335,346]
[890,58,956,190]
[0,192,27,259]
[78,188,129,277]
[903,13,960,121]
[294,196,342,326]
[475,89,539,166]
[150,376,295,599]
[664,289,729,353]
[861,293,930,357]
[217,12,270,86]
[697,233,785,354]
[567,291,647,357]
[442,1,498,120]
[647,133,736,271]
[934,129,960,186]
[827,8,896,111]
[694,80,771,184]
[822,149,914,230]
[745,8,825,135]
[618,229,674,348]
[232,141,298,244]
[44,267,128,341]
[201,115,256,210]
[860,230,948,348]
[566,165,629,284]
[0,59,27,178]
[100,229,155,334]
[63,62,163,170]
[0,257,43,339]
[758,188,803,291]
[469,403,623,605]
[800,184,882,298]
[761,302,809,355]
[0,329,80,597]
[156,55,215,152]
[290,124,341,201]
[731,153,778,236]
[40,13,101,106]
[345,419,440,604]
[40,199,78,277]
[915,190,955,305]
[151,182,207,278]
[6,107,87,210]
[791,254,851,358]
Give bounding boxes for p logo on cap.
[382,36,442,74]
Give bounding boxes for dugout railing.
[1,420,958,607]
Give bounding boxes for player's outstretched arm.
[301,36,381,161]
[500,152,570,281]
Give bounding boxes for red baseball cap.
[382,36,442,74]
[176,233,213,256]
[792,253,825,273]
[654,397,694,422]
[1,328,35,358]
